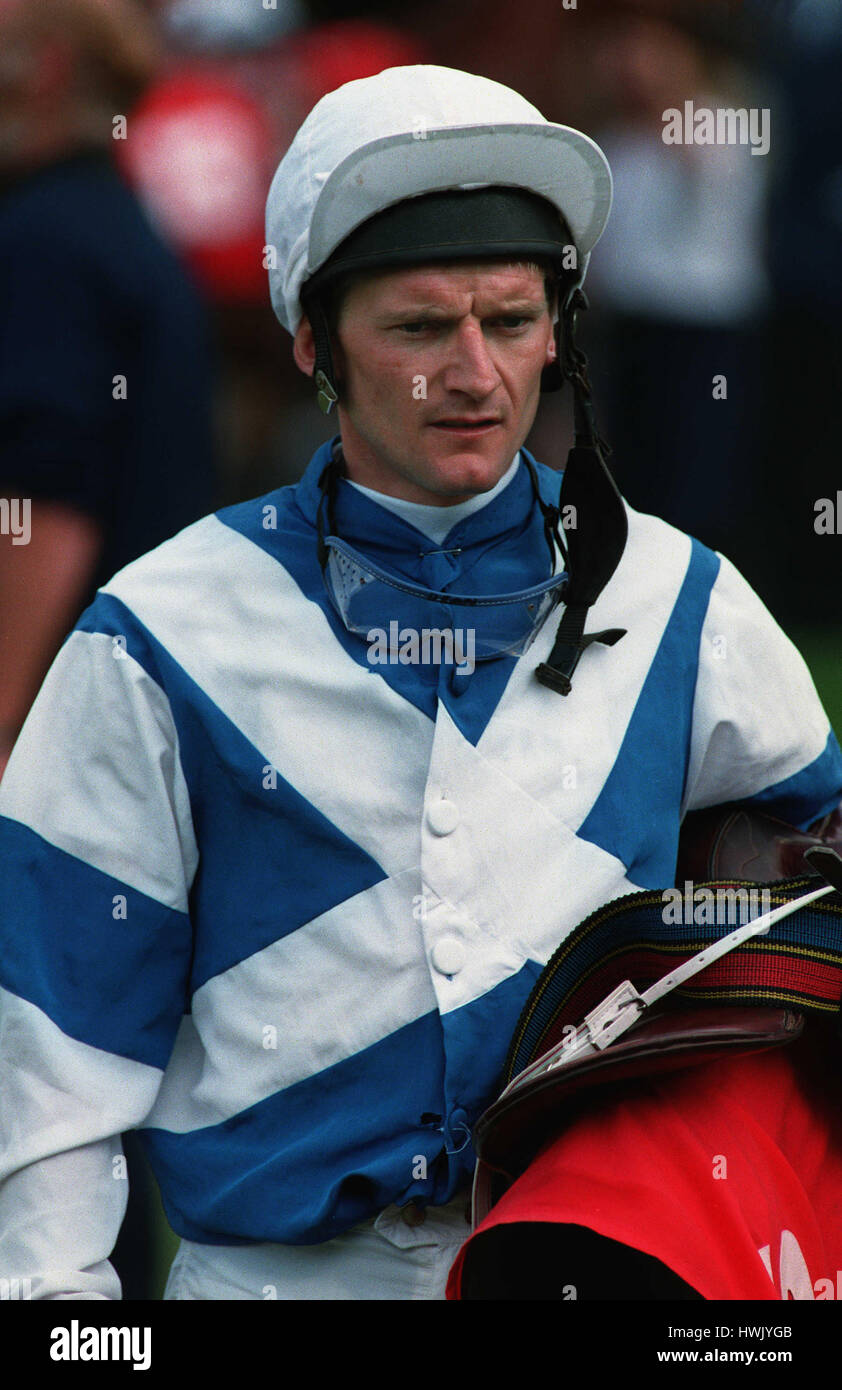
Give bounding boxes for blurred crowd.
[0,0,840,1295]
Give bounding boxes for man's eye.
[395,316,532,333]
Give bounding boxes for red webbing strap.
[505,876,842,1085]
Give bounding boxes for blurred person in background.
[0,0,216,1299]
[402,1,772,562]
[577,4,772,572]
[744,0,842,627]
[0,0,215,784]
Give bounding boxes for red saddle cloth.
[447,1035,842,1300]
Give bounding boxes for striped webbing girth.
[504,877,842,1085]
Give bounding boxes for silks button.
[431,936,466,975]
[427,799,459,835]
[401,1201,426,1227]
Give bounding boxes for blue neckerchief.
[295,436,563,600]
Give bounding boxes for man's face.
[303,261,557,505]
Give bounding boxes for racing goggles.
[316,455,569,662]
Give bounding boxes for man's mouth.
[429,418,501,433]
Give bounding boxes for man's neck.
[345,454,521,544]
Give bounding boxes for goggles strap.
[316,451,344,568]
[520,454,567,571]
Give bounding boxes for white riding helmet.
[264,64,613,338]
[265,65,626,700]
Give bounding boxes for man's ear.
[293,316,316,378]
[546,287,560,364]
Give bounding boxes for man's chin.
[338,420,519,504]
[420,434,515,501]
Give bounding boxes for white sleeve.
[0,628,197,1299]
[682,552,842,825]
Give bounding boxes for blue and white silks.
[1,439,840,1298]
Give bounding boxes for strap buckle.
[543,874,839,1074]
[315,370,338,415]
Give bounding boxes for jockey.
[1,64,840,1302]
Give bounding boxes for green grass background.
[791,628,842,737]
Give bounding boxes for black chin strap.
[535,289,628,697]
[304,293,340,415]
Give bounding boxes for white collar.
[346,454,521,544]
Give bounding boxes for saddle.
[471,800,842,1228]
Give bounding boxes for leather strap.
[472,1005,803,1220]
[504,874,842,1087]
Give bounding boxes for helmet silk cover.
[264,65,613,335]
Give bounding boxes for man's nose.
[441,320,501,398]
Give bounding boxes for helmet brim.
[310,122,610,273]
[269,121,612,334]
